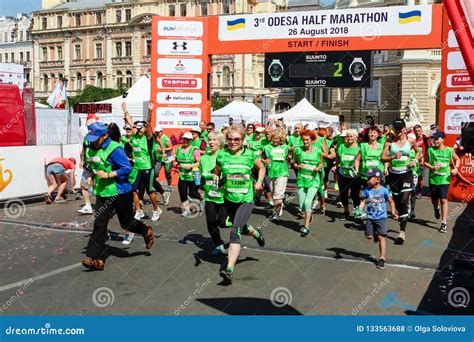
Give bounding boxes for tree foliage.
[212,97,229,111]
[68,84,127,107]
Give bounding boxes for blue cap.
[431,131,446,140]
[85,122,108,142]
[363,168,383,179]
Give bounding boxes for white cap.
[154,125,163,132]
[183,132,193,140]
[222,123,229,128]
[340,130,348,137]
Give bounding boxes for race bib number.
[133,147,141,152]
[226,174,250,194]
[391,156,409,172]
[180,163,191,174]
[208,190,223,198]
[434,162,449,175]
[366,160,379,167]
[271,148,286,161]
[342,155,355,161]
[205,179,214,186]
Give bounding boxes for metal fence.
[35,108,80,145]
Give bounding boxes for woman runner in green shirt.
[355,126,386,189]
[214,125,266,284]
[293,129,323,236]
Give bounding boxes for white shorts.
[271,176,288,200]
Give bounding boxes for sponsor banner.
[445,91,474,106]
[447,73,473,88]
[155,107,202,128]
[447,51,467,70]
[158,39,203,56]
[218,5,433,41]
[158,20,203,37]
[157,92,202,105]
[157,58,203,75]
[158,77,203,90]
[443,109,474,134]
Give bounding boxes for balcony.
[39,60,64,67]
[112,56,132,64]
[93,57,105,64]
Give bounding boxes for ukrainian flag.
[227,18,245,31]
[398,10,422,24]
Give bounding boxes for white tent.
[212,101,262,128]
[268,98,339,128]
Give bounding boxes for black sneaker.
[340,212,350,221]
[219,267,233,284]
[439,223,447,233]
[255,226,265,247]
[300,227,310,237]
[434,207,441,219]
[376,259,385,269]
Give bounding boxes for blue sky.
[0,0,41,17]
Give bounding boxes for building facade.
[0,15,33,86]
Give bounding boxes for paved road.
[0,186,473,315]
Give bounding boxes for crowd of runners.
[42,101,462,283]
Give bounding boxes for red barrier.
[0,84,26,146]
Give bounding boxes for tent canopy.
[268,98,339,127]
[212,101,262,127]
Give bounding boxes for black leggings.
[224,200,254,244]
[205,201,228,246]
[386,171,413,231]
[337,175,361,208]
[86,192,148,260]
[178,179,201,203]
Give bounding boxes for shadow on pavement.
[416,204,474,314]
[197,297,303,315]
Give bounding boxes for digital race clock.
[73,103,112,114]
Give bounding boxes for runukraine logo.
[227,18,245,31]
[398,10,422,24]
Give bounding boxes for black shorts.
[386,170,413,196]
[132,169,155,194]
[365,218,387,237]
[429,184,450,200]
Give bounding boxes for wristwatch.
[268,59,284,82]
[349,57,367,81]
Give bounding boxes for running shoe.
[44,193,52,205]
[434,207,441,220]
[211,244,226,256]
[271,212,280,222]
[336,201,343,208]
[163,191,171,206]
[134,210,145,220]
[151,208,162,222]
[77,205,93,215]
[219,267,234,285]
[318,207,326,216]
[265,202,274,210]
[340,212,350,221]
[376,259,385,269]
[353,206,362,219]
[296,211,304,219]
[122,232,135,245]
[300,227,310,237]
[54,197,66,203]
[439,222,447,233]
[396,231,406,244]
[410,211,416,219]
[181,209,192,217]
[255,226,265,247]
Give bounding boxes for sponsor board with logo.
[447,51,467,70]
[157,92,202,105]
[155,107,202,128]
[157,58,203,75]
[445,91,474,106]
[158,40,203,56]
[443,109,474,134]
[447,74,473,88]
[158,21,203,37]
[158,77,202,89]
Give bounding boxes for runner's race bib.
[180,163,191,175]
[434,161,449,175]
[271,148,286,161]
[300,163,315,179]
[226,174,250,194]
[208,190,223,198]
[391,156,409,173]
[366,160,379,167]
[133,147,141,152]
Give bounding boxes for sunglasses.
[227,137,242,142]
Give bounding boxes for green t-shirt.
[120,135,131,147]
[409,149,420,175]
[249,138,263,158]
[217,148,256,204]
[131,133,153,170]
[86,141,121,197]
[154,134,170,163]
[294,147,322,188]
[191,138,204,151]
[337,144,360,178]
[176,146,197,181]
[312,136,326,151]
[288,135,303,149]
[263,144,289,178]
[200,152,224,204]
[428,146,453,185]
[260,137,271,149]
[360,142,384,178]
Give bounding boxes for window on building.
[10,53,14,63]
[3,33,7,42]
[4,53,8,63]
[76,73,82,90]
[116,10,122,23]
[96,12,102,25]
[0,54,2,63]
[116,42,122,57]
[96,43,102,59]
[169,5,175,16]
[126,70,132,88]
[42,17,47,30]
[222,67,231,88]
[364,78,380,103]
[97,72,103,88]
[180,3,187,16]
[259,73,263,88]
[125,41,131,57]
[43,74,48,92]
[57,46,62,60]
[58,16,63,28]
[75,44,81,60]
[20,52,24,62]
[26,51,30,61]
[75,14,81,26]
[125,9,132,21]
[49,47,54,60]
[19,31,23,41]
[146,40,151,56]
[117,71,123,88]
[26,32,30,40]
[337,88,345,101]
[201,1,208,16]
[320,88,330,104]
[26,73,30,83]
[223,0,230,14]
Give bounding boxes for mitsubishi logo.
[176,60,184,67]
[172,42,188,51]
[455,95,461,102]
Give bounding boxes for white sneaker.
[181,209,191,217]
[122,232,134,245]
[324,190,328,199]
[151,208,162,222]
[163,191,171,205]
[134,210,145,220]
[77,205,93,215]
